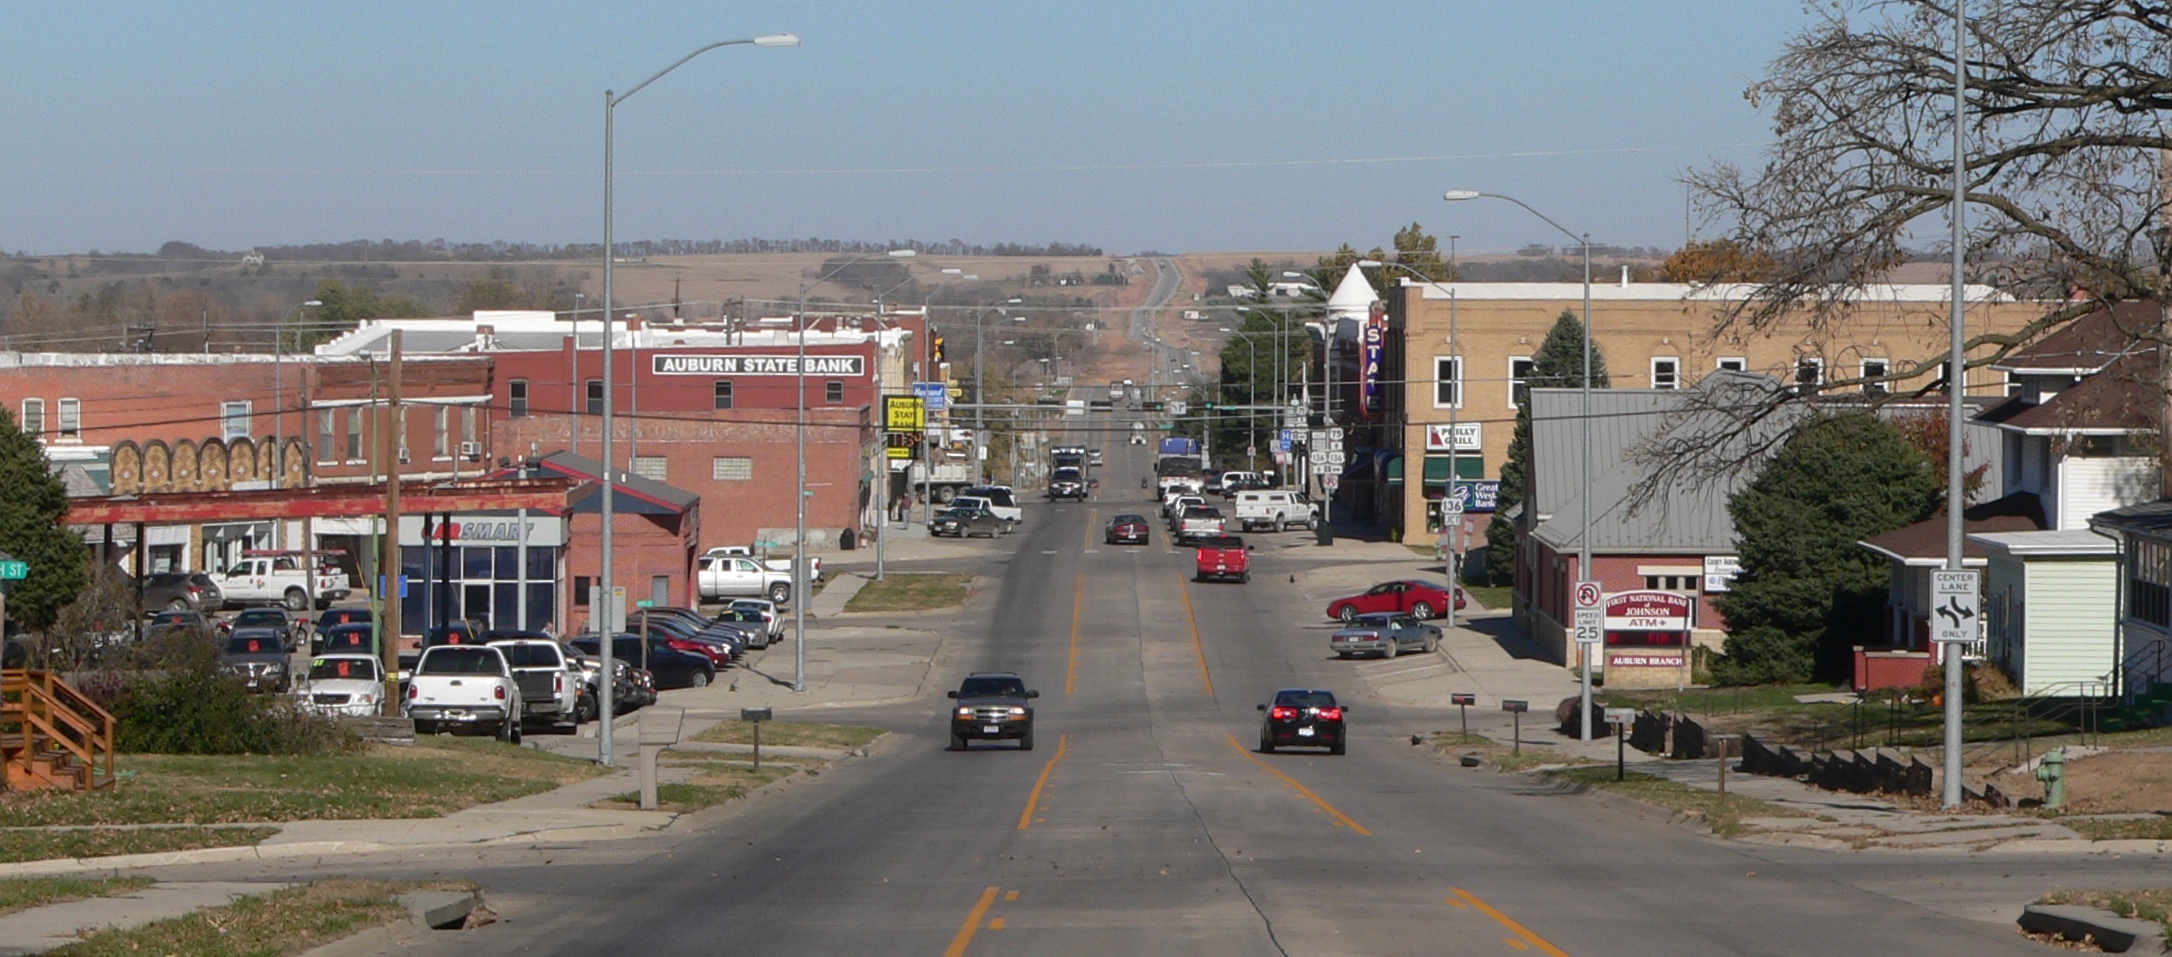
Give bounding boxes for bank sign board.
[652,354,866,377]
[1443,480,1499,513]
[1603,591,1693,631]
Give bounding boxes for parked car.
[231,608,303,651]
[405,644,523,741]
[1175,505,1227,544]
[1324,580,1466,622]
[315,622,381,658]
[1232,490,1319,532]
[1329,612,1440,659]
[313,607,371,652]
[1105,514,1152,546]
[633,608,751,657]
[727,599,787,643]
[1257,688,1346,754]
[947,672,1039,751]
[422,621,487,648]
[215,555,349,611]
[702,546,822,582]
[568,634,715,690]
[294,654,386,717]
[1216,471,1264,498]
[957,486,1023,525]
[1193,535,1251,584]
[930,506,1005,538]
[136,571,223,613]
[697,553,795,605]
[219,629,292,692]
[711,608,775,649]
[487,637,582,732]
[146,609,223,639]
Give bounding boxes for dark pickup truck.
[487,637,580,730]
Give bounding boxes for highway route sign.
[1931,570,1981,644]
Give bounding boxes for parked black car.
[220,630,292,692]
[1257,688,1346,755]
[569,634,715,690]
[316,622,381,658]
[231,608,302,651]
[947,672,1039,751]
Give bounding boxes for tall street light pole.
[600,32,799,767]
[1940,0,1969,811]
[1443,190,1595,742]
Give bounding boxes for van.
[1233,490,1318,532]
[956,486,1022,525]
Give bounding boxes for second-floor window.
[1508,357,1534,408]
[1650,357,1680,390]
[1860,359,1888,396]
[585,379,603,415]
[631,456,667,481]
[508,379,528,418]
[434,407,450,459]
[1433,356,1462,408]
[825,380,844,404]
[1716,357,1748,373]
[317,410,336,464]
[346,407,365,462]
[18,399,43,436]
[56,398,80,438]
[221,401,252,441]
[1794,357,1825,389]
[714,380,734,410]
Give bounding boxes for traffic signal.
[1142,401,1165,411]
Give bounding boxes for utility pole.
[380,332,403,716]
[1940,0,1969,810]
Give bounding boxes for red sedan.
[1325,580,1466,622]
[1105,513,1152,546]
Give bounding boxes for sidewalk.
[0,882,291,956]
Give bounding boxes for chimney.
[474,324,495,349]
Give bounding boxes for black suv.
[948,672,1039,751]
[1046,467,1088,502]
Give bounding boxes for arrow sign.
[1931,570,1980,644]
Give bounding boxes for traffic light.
[1142,401,1165,411]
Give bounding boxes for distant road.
[1127,256,1184,386]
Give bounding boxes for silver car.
[1329,613,1440,659]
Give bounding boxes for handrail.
[0,669,116,789]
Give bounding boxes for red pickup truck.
[1194,535,1253,584]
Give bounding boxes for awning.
[1420,455,1486,485]
[1385,455,1403,486]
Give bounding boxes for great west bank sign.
[652,354,866,377]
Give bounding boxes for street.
[149,420,2164,956]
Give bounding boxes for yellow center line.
[1450,889,1571,957]
[1017,733,1070,830]
[1065,572,1084,695]
[1084,506,1098,551]
[943,886,1001,957]
[1177,572,1214,696]
[1223,734,1371,836]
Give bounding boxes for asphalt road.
[195,419,2164,956]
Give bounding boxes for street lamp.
[1442,189,1596,742]
[598,31,797,767]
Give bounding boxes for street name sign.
[0,561,25,581]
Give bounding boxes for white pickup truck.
[405,644,524,742]
[488,638,581,731]
[217,556,350,611]
[704,546,821,582]
[1232,490,1319,532]
[698,553,796,605]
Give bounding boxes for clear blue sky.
[2,1,1800,257]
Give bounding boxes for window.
[433,406,450,459]
[18,399,42,436]
[1650,357,1680,390]
[2128,538,2172,628]
[317,410,336,464]
[573,576,593,608]
[461,406,477,449]
[585,379,603,416]
[1860,359,1888,396]
[1508,357,1534,407]
[1715,357,1747,373]
[55,398,80,438]
[1794,357,1824,389]
[712,456,753,481]
[346,407,364,462]
[1432,356,1463,408]
[508,379,528,418]
[631,456,667,482]
[824,380,845,404]
[713,380,734,410]
[1644,575,1697,591]
[220,401,252,441]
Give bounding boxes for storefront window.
[527,547,553,581]
[463,546,493,580]
[496,547,518,579]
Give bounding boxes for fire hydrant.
[2035,747,2066,810]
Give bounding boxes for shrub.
[1713,626,1815,685]
[80,636,357,756]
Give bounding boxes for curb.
[2020,903,2169,953]
[0,821,677,879]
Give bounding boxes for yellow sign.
[885,431,919,460]
[884,396,925,431]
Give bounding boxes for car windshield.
[319,609,369,626]
[1200,536,1244,549]
[1350,614,1396,628]
[1052,468,1083,482]
[225,634,279,654]
[1274,690,1338,708]
[150,612,196,626]
[323,628,372,650]
[309,658,378,681]
[1113,514,1146,524]
[417,647,502,675]
[716,610,762,623]
[958,676,1026,698]
[234,610,283,627]
[494,643,562,667]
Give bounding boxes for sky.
[1,1,1804,258]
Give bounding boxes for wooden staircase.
[0,670,117,791]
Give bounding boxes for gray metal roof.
[1527,373,1801,554]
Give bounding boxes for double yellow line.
[1223,735,1371,835]
[1451,888,1572,956]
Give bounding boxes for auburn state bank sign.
[651,354,866,377]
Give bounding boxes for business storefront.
[398,514,563,634]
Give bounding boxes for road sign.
[0,561,24,581]
[1169,400,1187,416]
[884,396,925,431]
[1931,570,1981,644]
[1441,496,1465,516]
[1320,474,1340,492]
[1574,609,1603,644]
[912,382,947,412]
[1278,429,1293,453]
[1573,580,1602,610]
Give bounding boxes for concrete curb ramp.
[2018,903,2168,953]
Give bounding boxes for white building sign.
[1702,555,1741,593]
[652,354,865,377]
[1424,422,1483,452]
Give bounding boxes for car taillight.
[407,685,418,699]
[494,685,507,700]
[555,674,564,693]
[1270,706,1298,720]
[1316,707,1343,721]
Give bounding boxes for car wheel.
[768,583,792,605]
[1329,739,1345,755]
[1426,634,1439,654]
[1412,601,1435,620]
[1239,572,1250,584]
[494,721,514,743]
[689,669,711,688]
[282,588,308,611]
[1259,732,1275,754]
[951,734,968,751]
[1337,605,1358,623]
[166,598,190,611]
[1020,730,1034,751]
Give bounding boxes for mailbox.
[1451,693,1476,706]
[1604,707,1636,725]
[1502,699,1529,714]
[637,706,684,747]
[741,708,773,723]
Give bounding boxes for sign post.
[1605,707,1636,781]
[1452,692,1475,740]
[1573,580,1602,742]
[742,707,773,771]
[1502,699,1528,756]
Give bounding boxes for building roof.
[1401,280,2012,303]
[1968,528,2117,558]
[1992,300,2160,375]
[1978,350,2159,436]
[1525,372,1803,554]
[496,451,699,515]
[1326,265,1378,316]
[1857,492,2049,566]
[315,310,907,358]
[2088,499,2172,538]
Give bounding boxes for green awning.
[1385,456,1403,486]
[1422,455,1486,485]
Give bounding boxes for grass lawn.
[601,759,800,813]
[46,879,448,957]
[691,720,885,750]
[1546,766,1808,837]
[0,737,603,828]
[0,876,152,917]
[1461,585,1514,612]
[844,573,972,613]
[2060,818,2172,841]
[0,827,280,864]
[2036,887,2172,935]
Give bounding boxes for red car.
[1105,514,1152,546]
[1194,535,1251,583]
[1325,580,1465,622]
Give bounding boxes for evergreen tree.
[1713,414,1941,684]
[0,409,86,630]
[1483,310,1609,583]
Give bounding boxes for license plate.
[982,725,1001,734]
[1298,727,1315,737]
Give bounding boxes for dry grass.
[45,879,449,957]
[2058,752,2172,815]
[597,760,799,813]
[0,876,153,918]
[1545,766,1810,837]
[690,721,885,750]
[844,573,972,613]
[0,827,280,864]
